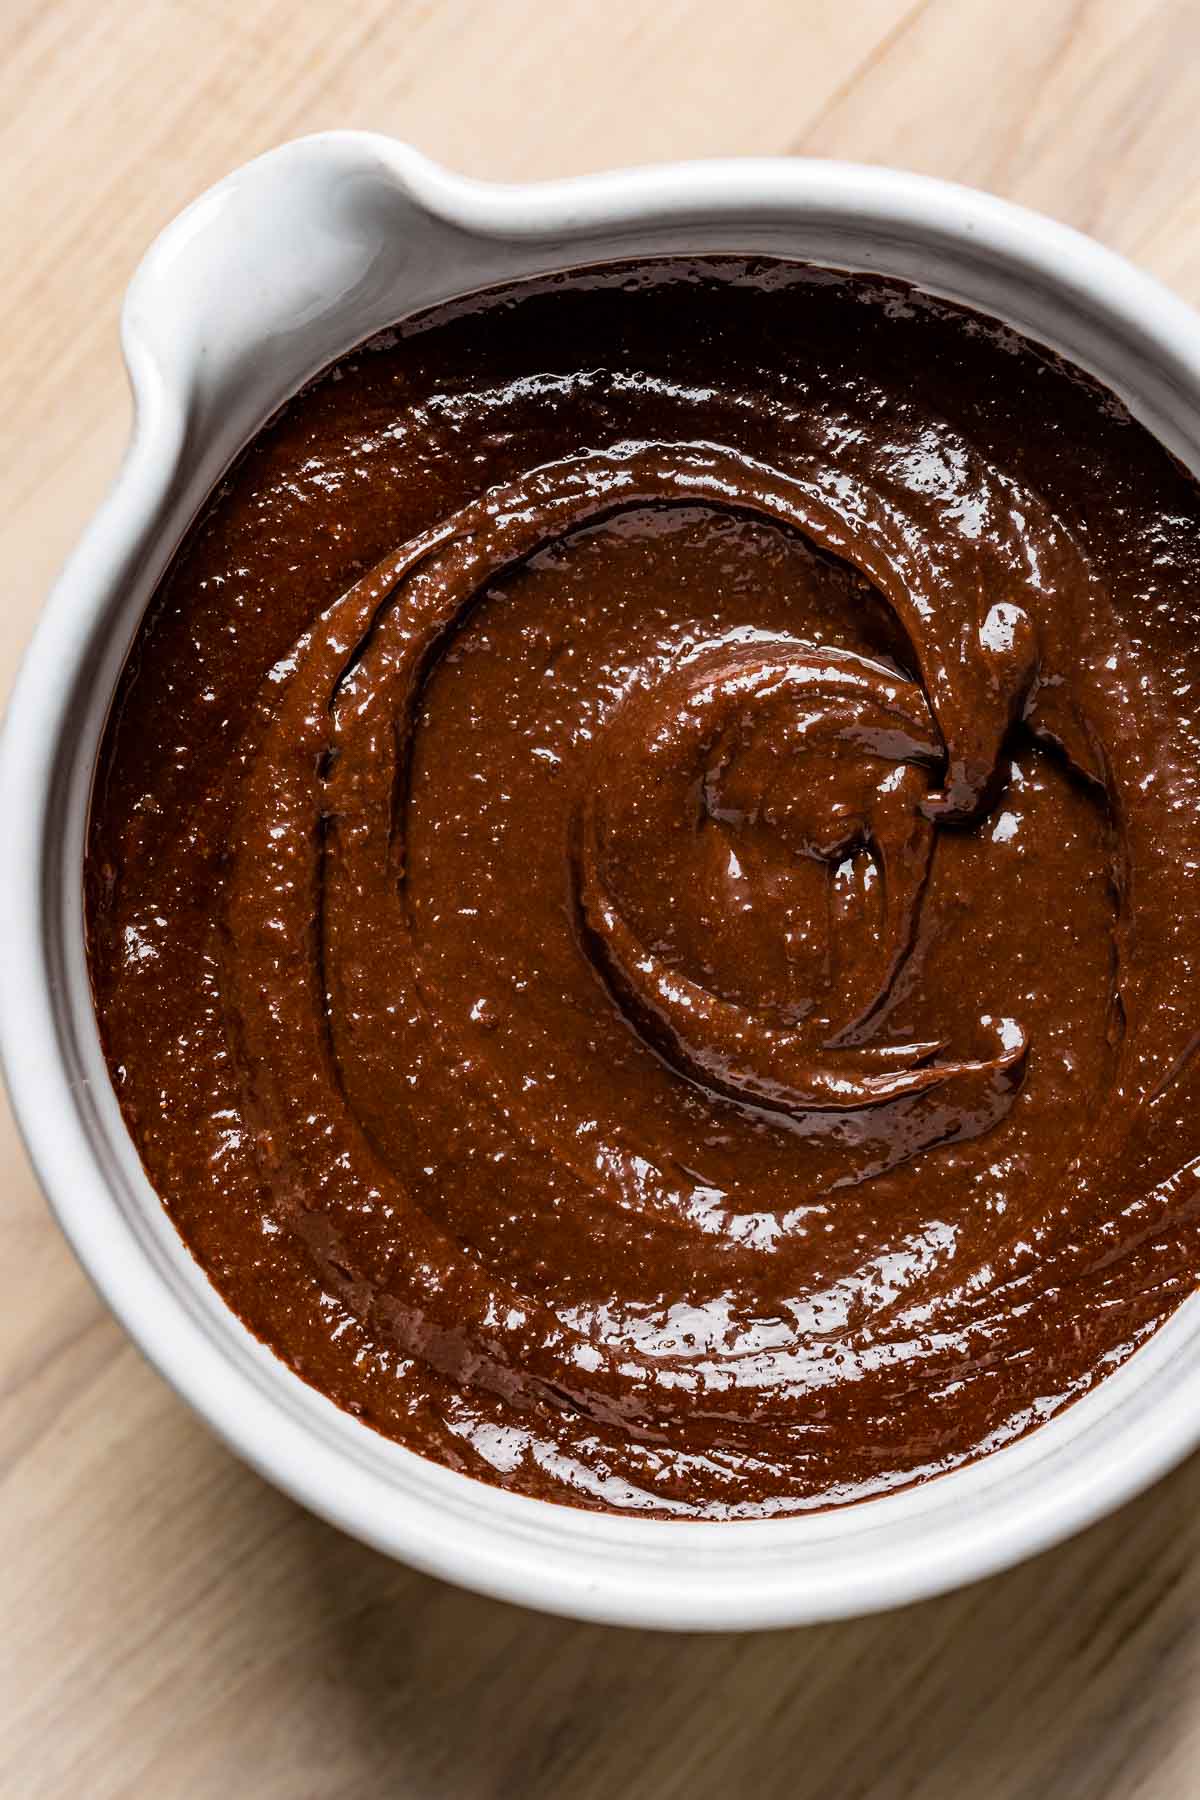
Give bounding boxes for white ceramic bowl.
[7,135,1200,1632]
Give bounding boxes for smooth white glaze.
[5,135,1200,1630]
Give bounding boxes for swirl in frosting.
[88,260,1200,1514]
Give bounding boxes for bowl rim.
[7,134,1200,1631]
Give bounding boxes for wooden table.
[6,2,1200,1792]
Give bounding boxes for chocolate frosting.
[87,260,1200,1515]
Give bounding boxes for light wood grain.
[6,3,1200,1794]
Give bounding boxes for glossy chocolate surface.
[87,260,1200,1515]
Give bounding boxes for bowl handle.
[119,133,490,499]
